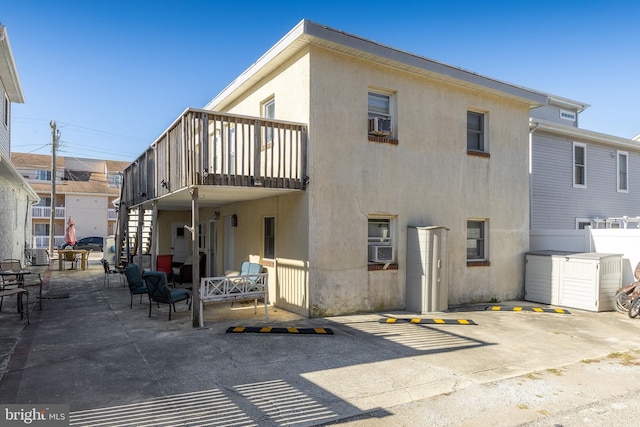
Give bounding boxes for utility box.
[525,251,623,312]
[406,226,449,313]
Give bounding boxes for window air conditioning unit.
[370,245,393,263]
[368,117,392,135]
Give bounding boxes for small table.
[57,249,89,271]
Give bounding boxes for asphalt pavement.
[1,256,640,426]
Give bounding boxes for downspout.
[528,119,540,232]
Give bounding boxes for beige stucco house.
[0,25,39,262]
[119,20,548,324]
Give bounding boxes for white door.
[208,220,217,276]
[224,216,235,273]
[171,221,190,263]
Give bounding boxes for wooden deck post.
[191,186,201,328]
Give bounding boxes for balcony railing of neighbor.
[121,109,308,208]
[33,235,66,249]
[32,206,66,219]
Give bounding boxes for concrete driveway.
[1,258,640,426]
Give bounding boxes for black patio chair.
[124,264,148,309]
[100,258,120,287]
[144,271,192,320]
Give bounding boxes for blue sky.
[4,1,639,162]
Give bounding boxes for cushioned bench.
[199,262,268,327]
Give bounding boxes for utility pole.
[49,121,60,255]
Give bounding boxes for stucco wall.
[174,43,531,317]
[307,47,531,313]
[0,174,33,261]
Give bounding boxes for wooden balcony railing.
[121,109,308,208]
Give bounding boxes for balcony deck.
[120,109,307,210]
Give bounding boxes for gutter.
[0,150,40,202]
[0,25,25,103]
[529,118,640,151]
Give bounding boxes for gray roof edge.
[0,25,25,103]
[302,20,547,105]
[531,118,640,149]
[205,19,548,110]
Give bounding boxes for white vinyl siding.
[531,135,640,229]
[530,105,579,127]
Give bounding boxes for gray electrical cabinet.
[406,226,449,313]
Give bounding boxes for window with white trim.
[467,110,487,153]
[368,90,394,138]
[263,216,275,260]
[576,218,592,230]
[467,219,488,262]
[262,96,275,145]
[34,223,50,236]
[36,170,52,181]
[35,197,52,207]
[573,142,586,187]
[368,217,395,263]
[617,150,628,192]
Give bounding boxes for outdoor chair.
[144,271,192,320]
[0,259,42,311]
[62,251,80,270]
[100,258,120,287]
[45,249,59,271]
[124,264,148,309]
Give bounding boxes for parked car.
[61,236,105,252]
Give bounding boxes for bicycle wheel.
[615,291,630,313]
[628,297,640,319]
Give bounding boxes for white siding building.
[530,95,640,230]
[0,25,39,262]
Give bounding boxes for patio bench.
[199,262,268,327]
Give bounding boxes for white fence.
[531,228,640,285]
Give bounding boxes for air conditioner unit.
[368,117,392,135]
[370,245,393,263]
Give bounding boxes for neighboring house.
[530,95,640,230]
[119,19,549,323]
[0,25,39,261]
[11,153,129,248]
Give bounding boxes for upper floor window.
[368,90,395,140]
[467,219,488,263]
[368,217,395,264]
[560,109,576,122]
[107,173,123,187]
[573,142,586,187]
[617,150,628,192]
[467,110,487,153]
[35,197,52,207]
[262,96,275,145]
[36,170,52,181]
